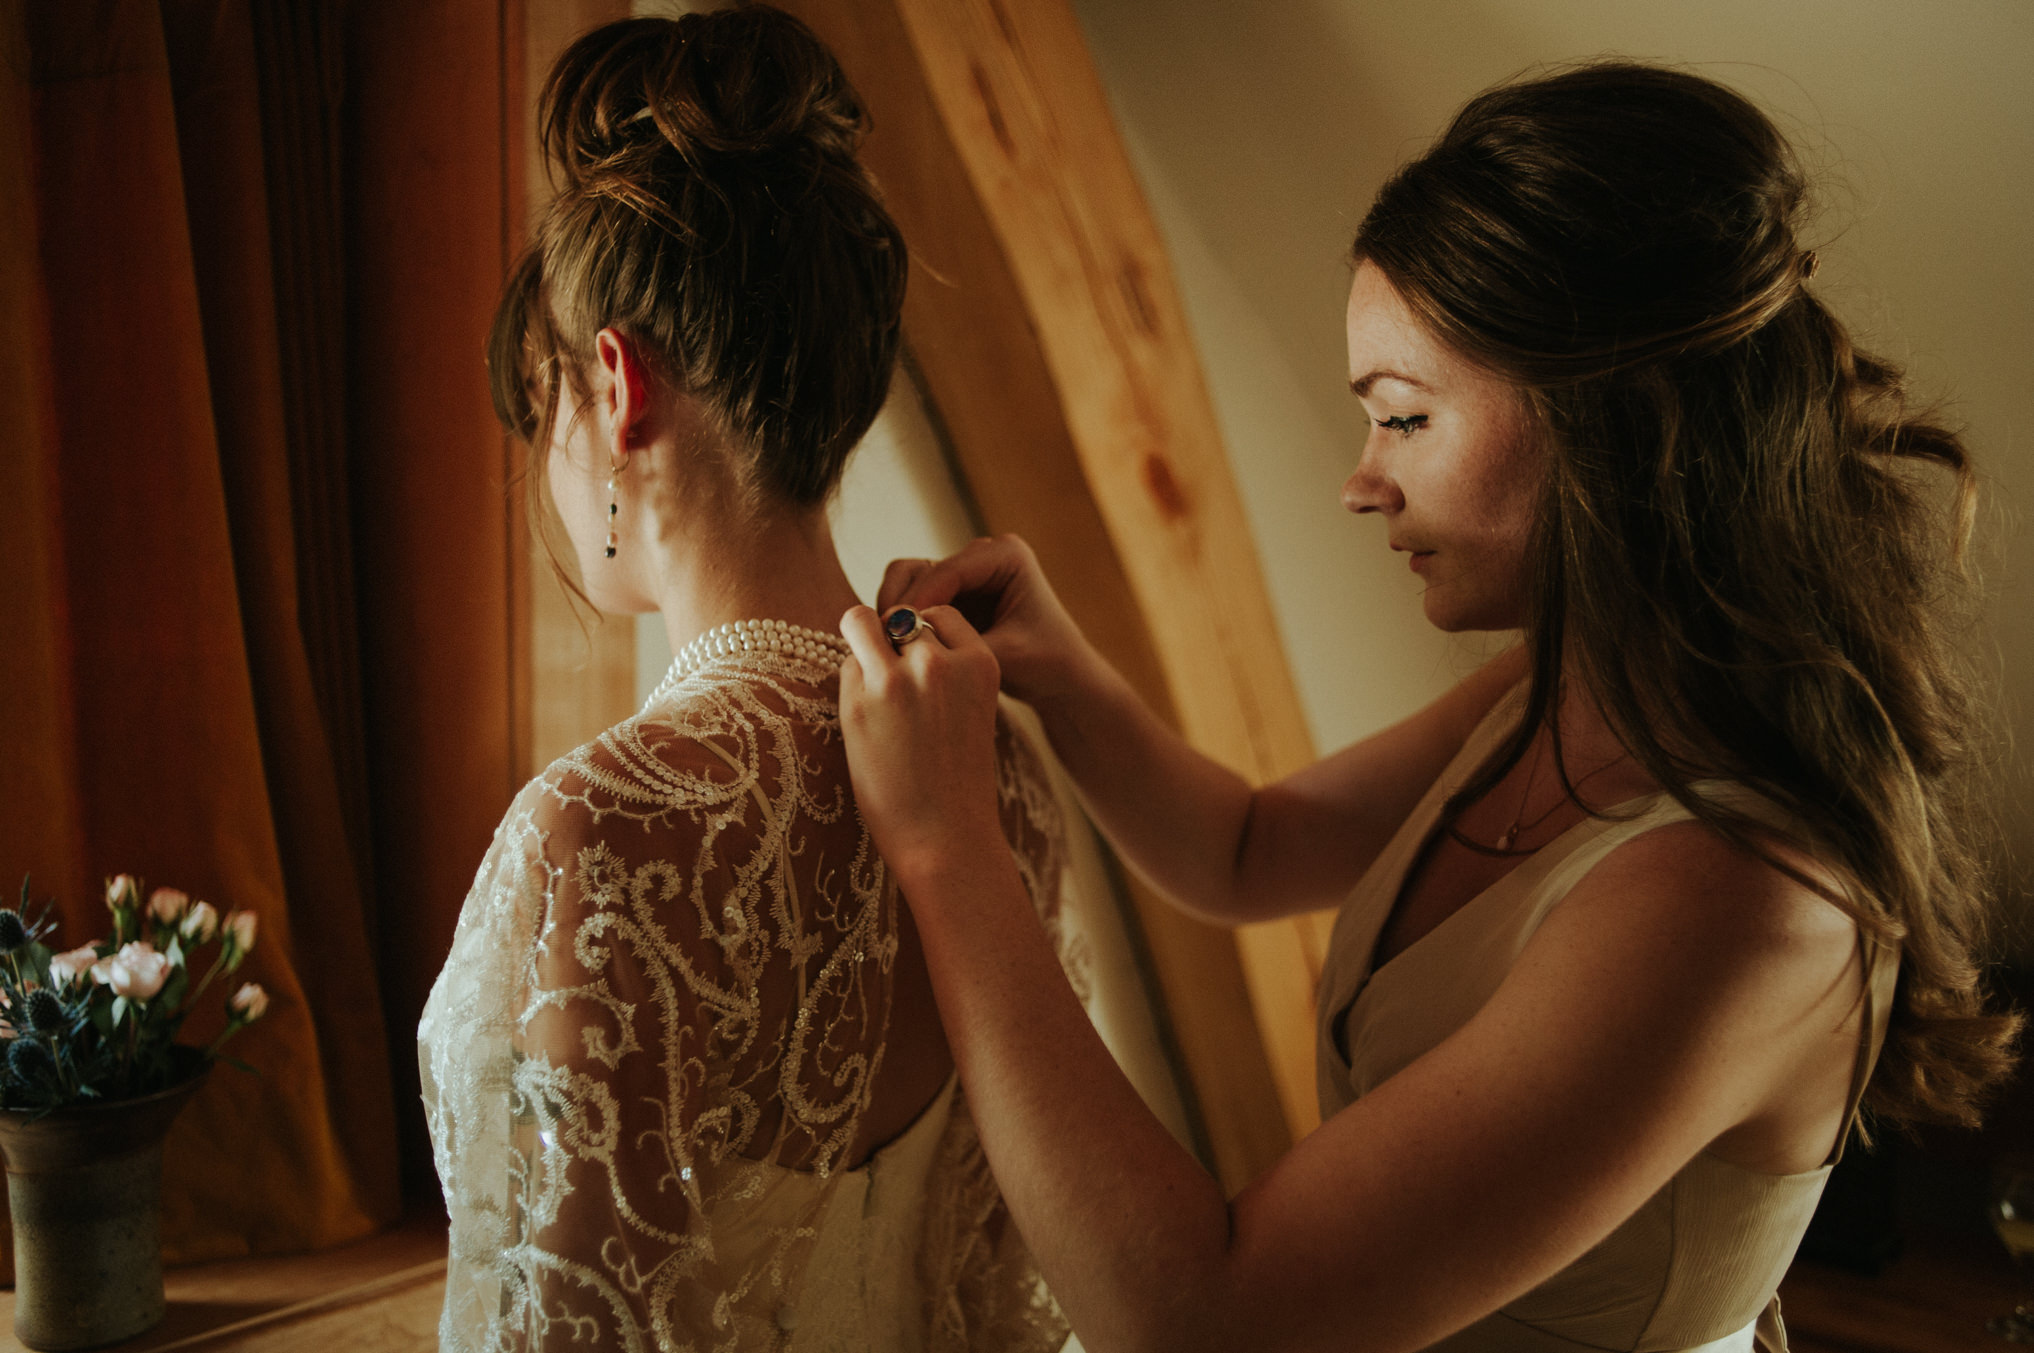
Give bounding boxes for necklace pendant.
[1495,827,1517,851]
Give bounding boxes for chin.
[1420,589,1523,634]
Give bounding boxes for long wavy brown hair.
[1354,62,2017,1130]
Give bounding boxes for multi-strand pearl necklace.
[644,619,851,708]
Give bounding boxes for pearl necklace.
[644,619,851,708]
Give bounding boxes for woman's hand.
[876,535,1094,708]
[838,604,1010,888]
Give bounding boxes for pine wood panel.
[892,0,1341,1147]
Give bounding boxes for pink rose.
[147,888,190,925]
[225,911,258,954]
[180,902,219,944]
[228,983,270,1024]
[49,944,102,988]
[94,941,171,1001]
[105,874,140,911]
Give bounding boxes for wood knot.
[1117,262,1158,337]
[970,63,1015,157]
[1141,453,1188,520]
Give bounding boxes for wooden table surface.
[0,1211,2019,1352]
[1780,1221,2027,1353]
[0,1213,446,1353]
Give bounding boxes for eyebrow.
[1348,368,1435,398]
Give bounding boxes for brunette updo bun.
[490,5,906,508]
[1357,62,2018,1131]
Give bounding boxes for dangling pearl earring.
[604,453,627,559]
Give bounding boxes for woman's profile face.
[1342,261,1540,632]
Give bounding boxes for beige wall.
[1073,0,2034,948]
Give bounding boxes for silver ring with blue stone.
[884,607,931,649]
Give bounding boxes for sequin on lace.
[419,643,1082,1351]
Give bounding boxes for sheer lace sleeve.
[991,699,1090,1007]
[419,655,1080,1353]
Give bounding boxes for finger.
[892,537,1014,613]
[881,604,948,655]
[876,558,932,612]
[915,604,985,654]
[889,557,963,612]
[892,603,993,679]
[839,605,897,676]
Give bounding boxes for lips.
[1391,543,1435,574]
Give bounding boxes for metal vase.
[0,1054,209,1351]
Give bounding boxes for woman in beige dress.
[836,62,2021,1352]
[418,10,1081,1350]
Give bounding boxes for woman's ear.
[593,327,653,457]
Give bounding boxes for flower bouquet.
[0,874,270,1351]
[0,874,267,1113]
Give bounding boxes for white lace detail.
[419,645,1082,1352]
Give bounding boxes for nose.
[1341,439,1402,516]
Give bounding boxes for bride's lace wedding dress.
[419,626,1087,1352]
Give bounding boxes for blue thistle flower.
[5,1037,54,1087]
[23,989,65,1035]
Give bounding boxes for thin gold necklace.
[1457,736,1631,855]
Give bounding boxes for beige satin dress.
[1315,695,1896,1353]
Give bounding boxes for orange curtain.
[0,0,409,1266]
[340,0,532,1199]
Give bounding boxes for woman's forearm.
[1023,642,1270,924]
[1022,639,1527,927]
[904,844,1238,1353]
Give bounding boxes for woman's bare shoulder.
[1581,807,1859,962]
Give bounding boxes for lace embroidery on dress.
[419,646,1083,1352]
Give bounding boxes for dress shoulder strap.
[1673,780,1900,1172]
[1825,932,1900,1167]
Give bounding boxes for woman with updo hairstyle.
[419,9,1083,1351]
[837,62,2021,1352]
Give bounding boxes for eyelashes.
[1375,414,1429,437]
